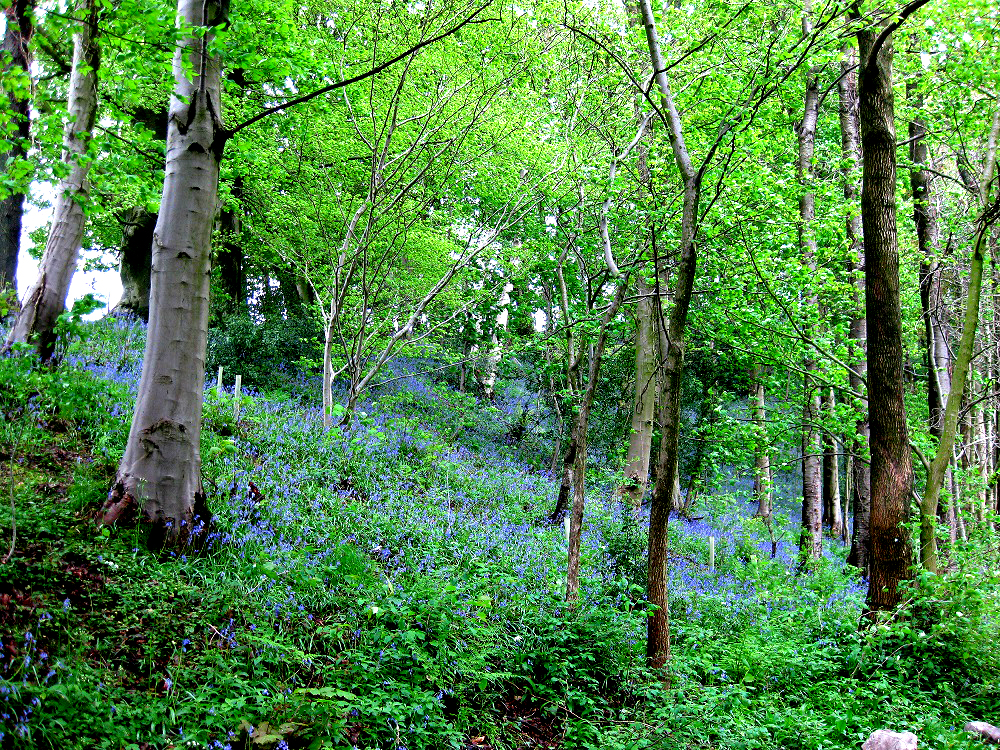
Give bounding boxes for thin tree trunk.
[4,0,99,360]
[216,175,246,313]
[909,84,951,438]
[751,367,774,552]
[103,0,228,547]
[0,0,34,298]
[857,16,919,614]
[566,279,629,601]
[839,42,872,574]
[797,3,823,564]
[920,198,996,570]
[823,387,843,537]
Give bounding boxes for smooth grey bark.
[622,273,657,510]
[112,207,156,321]
[0,0,34,298]
[4,0,99,361]
[796,4,823,563]
[751,366,772,519]
[839,43,872,574]
[103,0,227,546]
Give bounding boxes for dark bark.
[858,21,915,614]
[216,175,246,313]
[0,0,34,297]
[566,278,629,601]
[112,207,155,321]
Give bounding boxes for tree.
[795,0,823,565]
[855,0,930,614]
[3,0,99,360]
[920,110,1000,573]
[101,0,504,544]
[0,0,34,298]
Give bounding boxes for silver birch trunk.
[823,387,843,537]
[4,0,99,360]
[103,0,227,546]
[838,42,872,574]
[751,366,772,520]
[797,9,823,562]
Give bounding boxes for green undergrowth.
[2,323,999,749]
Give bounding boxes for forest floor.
[1,317,999,750]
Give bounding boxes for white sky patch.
[17,186,123,319]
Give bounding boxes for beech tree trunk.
[621,274,657,510]
[839,43,872,574]
[112,207,156,321]
[103,0,228,546]
[0,0,34,297]
[858,19,916,614]
[4,0,99,360]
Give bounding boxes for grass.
[1,317,999,749]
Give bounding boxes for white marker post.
[216,365,223,392]
[709,536,715,573]
[233,374,242,422]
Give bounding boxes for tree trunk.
[751,367,773,520]
[4,0,99,360]
[839,42,872,574]
[0,0,34,298]
[858,20,916,614]
[640,0,702,669]
[566,279,628,601]
[919,110,998,570]
[103,0,227,547]
[621,274,657,510]
[112,207,156,321]
[909,85,951,438]
[216,175,246,313]
[797,6,823,563]
[823,387,843,537]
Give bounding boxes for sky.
[16,192,124,317]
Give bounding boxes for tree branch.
[226,3,498,138]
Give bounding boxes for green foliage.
[206,313,323,388]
